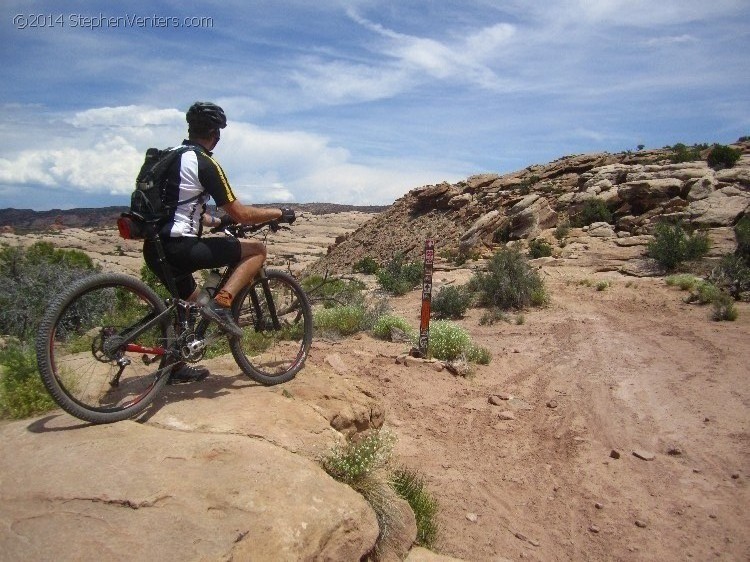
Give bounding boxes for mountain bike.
[35,220,313,424]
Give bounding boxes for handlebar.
[209,220,291,237]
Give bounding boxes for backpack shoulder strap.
[163,144,205,210]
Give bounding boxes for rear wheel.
[36,273,174,424]
[230,269,312,384]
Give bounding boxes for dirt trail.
[333,265,749,561]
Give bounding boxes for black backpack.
[118,145,197,239]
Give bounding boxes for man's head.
[186,102,227,150]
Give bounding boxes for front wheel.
[35,273,175,424]
[230,269,312,385]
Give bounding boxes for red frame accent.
[125,344,165,356]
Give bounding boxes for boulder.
[459,210,505,249]
[464,173,500,192]
[687,191,750,227]
[587,222,616,238]
[0,418,380,562]
[508,195,557,239]
[686,175,717,201]
[618,178,684,206]
[412,183,458,211]
[715,165,750,188]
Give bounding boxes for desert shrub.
[353,256,379,275]
[391,467,439,548]
[554,217,571,242]
[518,175,540,195]
[596,281,610,291]
[735,216,750,264]
[466,344,492,365]
[478,308,510,326]
[528,238,553,258]
[372,314,416,342]
[666,274,700,291]
[0,243,99,341]
[431,285,472,319]
[302,275,366,308]
[690,281,722,304]
[468,248,548,310]
[711,292,738,321]
[0,340,56,419]
[313,305,365,337]
[669,143,705,163]
[707,144,741,170]
[574,198,612,227]
[428,320,490,364]
[427,321,470,361]
[492,223,512,244]
[376,253,423,296]
[647,222,710,271]
[321,431,403,557]
[709,254,750,299]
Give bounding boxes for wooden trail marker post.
[413,239,435,358]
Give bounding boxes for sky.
[1,0,748,210]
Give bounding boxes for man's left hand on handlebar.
[279,207,296,224]
[218,214,236,228]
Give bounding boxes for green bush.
[0,242,99,341]
[431,285,472,319]
[528,238,553,259]
[391,468,439,548]
[478,308,510,326]
[691,281,721,304]
[468,248,548,310]
[647,222,710,271]
[372,314,416,342]
[735,216,750,264]
[712,292,738,321]
[666,274,700,291]
[314,305,365,336]
[707,144,741,170]
[554,218,571,241]
[376,253,423,296]
[428,320,490,364]
[709,254,750,298]
[466,344,492,365]
[0,341,56,419]
[353,256,379,275]
[302,275,366,308]
[574,198,612,227]
[321,431,403,556]
[669,143,705,164]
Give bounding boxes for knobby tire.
[36,273,174,424]
[230,269,312,385]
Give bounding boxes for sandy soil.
[338,263,749,561]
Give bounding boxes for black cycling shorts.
[143,236,241,299]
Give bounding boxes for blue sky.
[1,0,748,210]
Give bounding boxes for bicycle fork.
[249,269,282,331]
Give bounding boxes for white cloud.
[645,35,697,47]
[344,10,517,90]
[0,135,141,194]
[0,105,455,205]
[67,106,184,128]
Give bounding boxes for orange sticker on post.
[417,239,435,357]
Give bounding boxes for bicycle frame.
[133,223,287,362]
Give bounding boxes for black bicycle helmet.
[186,101,227,129]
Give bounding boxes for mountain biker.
[143,101,295,383]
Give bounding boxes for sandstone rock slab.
[0,418,379,562]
